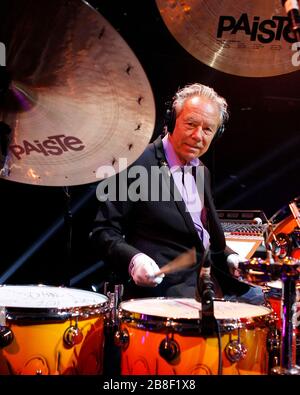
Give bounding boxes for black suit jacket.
[91,136,250,299]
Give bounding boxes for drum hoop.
[119,297,271,334]
[264,281,300,300]
[265,288,282,299]
[0,284,109,323]
[6,303,110,323]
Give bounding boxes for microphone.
[198,250,215,302]
[282,0,300,41]
[197,249,216,336]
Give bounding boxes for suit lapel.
[154,137,204,251]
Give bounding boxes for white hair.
[172,83,229,126]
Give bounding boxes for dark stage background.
[0,0,299,290]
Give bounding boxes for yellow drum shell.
[0,285,108,375]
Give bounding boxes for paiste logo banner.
[156,0,300,77]
[217,13,296,43]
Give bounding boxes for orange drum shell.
[119,322,270,375]
[0,316,105,375]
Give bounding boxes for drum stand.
[103,282,124,375]
[239,257,300,374]
[271,260,300,375]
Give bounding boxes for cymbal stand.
[238,256,300,374]
[62,186,72,287]
[271,260,300,375]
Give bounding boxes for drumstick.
[154,247,197,276]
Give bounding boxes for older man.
[90,83,264,304]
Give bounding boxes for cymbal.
[156,0,300,77]
[0,0,155,186]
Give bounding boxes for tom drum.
[117,298,273,375]
[0,285,108,375]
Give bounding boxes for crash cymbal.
[156,0,300,77]
[0,0,155,186]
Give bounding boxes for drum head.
[0,285,108,321]
[119,298,271,331]
[266,280,282,290]
[265,280,282,299]
[266,280,300,299]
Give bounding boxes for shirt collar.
[162,133,200,168]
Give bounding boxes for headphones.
[164,104,225,141]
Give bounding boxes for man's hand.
[227,253,246,278]
[129,253,165,287]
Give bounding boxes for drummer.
[90,83,265,305]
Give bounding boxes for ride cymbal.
[0,0,155,186]
[156,0,300,77]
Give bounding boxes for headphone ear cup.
[165,107,176,134]
[213,124,225,141]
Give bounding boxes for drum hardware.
[289,201,300,259]
[267,327,281,372]
[0,326,14,348]
[272,233,290,259]
[225,334,247,363]
[104,282,124,330]
[196,248,217,337]
[114,328,129,349]
[269,230,299,261]
[158,334,180,363]
[239,257,300,375]
[196,250,222,374]
[271,267,300,375]
[0,306,13,348]
[262,296,273,312]
[267,197,300,261]
[63,317,84,348]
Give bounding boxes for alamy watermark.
[0,42,6,66]
[291,42,300,66]
[95,158,205,213]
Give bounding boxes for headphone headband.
[164,104,225,141]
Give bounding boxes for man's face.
[169,96,220,164]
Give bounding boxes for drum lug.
[225,339,247,363]
[0,326,14,348]
[267,328,281,371]
[114,328,129,348]
[104,283,124,330]
[63,324,83,348]
[159,336,180,363]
